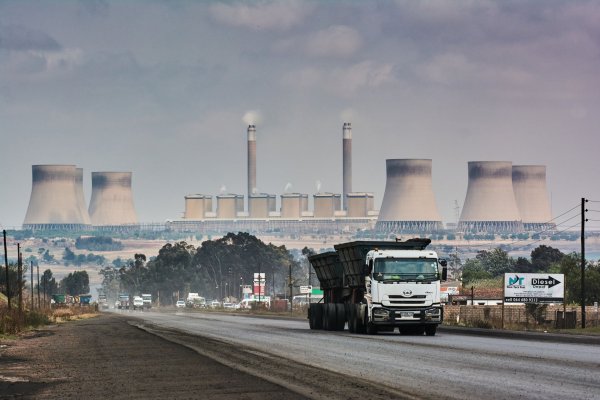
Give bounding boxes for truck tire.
[335,303,346,331]
[348,305,356,333]
[365,311,378,335]
[313,304,324,330]
[323,304,333,330]
[308,304,316,329]
[355,304,366,334]
[425,325,437,336]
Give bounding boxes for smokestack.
[512,165,554,231]
[75,168,91,225]
[342,122,352,210]
[88,172,138,226]
[23,165,89,229]
[247,124,256,209]
[458,161,523,232]
[376,159,443,232]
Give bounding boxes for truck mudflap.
[371,306,443,326]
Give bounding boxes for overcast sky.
[1,0,599,229]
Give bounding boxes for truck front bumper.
[371,306,443,326]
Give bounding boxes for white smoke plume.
[316,180,322,193]
[340,108,355,123]
[284,182,292,193]
[219,185,227,193]
[242,110,262,125]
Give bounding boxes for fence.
[443,305,600,330]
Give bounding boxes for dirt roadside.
[0,314,308,400]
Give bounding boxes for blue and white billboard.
[504,273,565,304]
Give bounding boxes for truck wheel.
[425,325,437,336]
[312,304,324,330]
[355,304,366,334]
[323,304,332,330]
[365,312,378,335]
[335,303,346,331]
[348,305,356,333]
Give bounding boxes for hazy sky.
[1,0,599,229]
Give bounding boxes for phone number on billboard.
[504,297,539,303]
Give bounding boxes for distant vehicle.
[176,300,186,308]
[142,293,152,309]
[118,294,130,310]
[209,300,221,308]
[223,302,235,309]
[239,296,271,309]
[98,294,109,309]
[186,293,206,308]
[133,296,144,310]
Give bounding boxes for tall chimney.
[247,124,256,209]
[342,122,352,210]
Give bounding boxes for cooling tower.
[249,193,276,218]
[375,159,443,232]
[458,161,523,232]
[512,165,554,231]
[247,125,256,206]
[342,122,352,210]
[75,168,91,225]
[314,193,340,218]
[88,172,138,226]
[217,194,244,219]
[346,192,374,218]
[184,194,212,219]
[23,165,90,229]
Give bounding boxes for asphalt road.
[121,309,600,400]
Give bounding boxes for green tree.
[555,254,600,305]
[60,270,90,295]
[39,269,58,296]
[531,245,564,272]
[474,248,514,277]
[461,259,492,284]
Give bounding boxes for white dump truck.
[308,238,447,336]
[142,293,152,309]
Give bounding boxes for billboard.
[253,273,265,296]
[504,273,564,304]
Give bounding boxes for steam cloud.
[284,182,292,193]
[316,180,322,192]
[242,110,262,125]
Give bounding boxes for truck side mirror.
[441,267,448,281]
[364,260,373,275]
[439,259,448,267]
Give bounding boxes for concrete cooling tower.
[343,122,352,210]
[88,172,138,226]
[247,125,256,204]
[314,193,341,218]
[23,165,90,229]
[512,165,554,231]
[75,168,91,225]
[375,159,443,232]
[281,193,307,219]
[458,161,523,232]
[184,194,212,219]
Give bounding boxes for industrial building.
[88,172,138,226]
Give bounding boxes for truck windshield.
[373,258,438,282]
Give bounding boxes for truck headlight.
[372,308,390,320]
[425,308,441,316]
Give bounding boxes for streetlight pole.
[3,230,10,310]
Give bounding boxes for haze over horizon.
[1,1,599,230]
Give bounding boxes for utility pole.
[37,262,40,309]
[30,261,34,310]
[3,230,10,310]
[580,198,586,327]
[17,244,22,314]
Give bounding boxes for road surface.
[123,309,600,400]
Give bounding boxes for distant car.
[176,300,186,308]
[210,300,221,308]
[223,302,235,309]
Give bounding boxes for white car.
[210,300,221,308]
[223,302,235,309]
[176,300,186,308]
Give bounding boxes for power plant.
[88,172,138,226]
[376,159,443,233]
[22,123,557,236]
[23,165,91,230]
[512,165,554,231]
[458,161,523,233]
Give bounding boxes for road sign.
[504,273,564,303]
[299,285,312,294]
